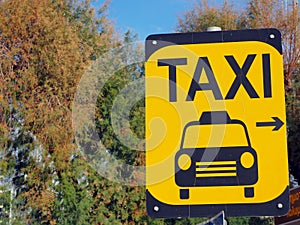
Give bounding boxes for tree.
[176,0,245,32]
[85,30,148,224]
[0,0,115,223]
[286,74,300,183]
[1,104,39,224]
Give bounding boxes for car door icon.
[175,111,258,200]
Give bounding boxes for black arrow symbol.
[256,117,284,131]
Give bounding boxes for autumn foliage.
[0,0,299,224]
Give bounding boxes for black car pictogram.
[175,111,258,200]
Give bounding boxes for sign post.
[145,29,289,218]
[197,211,227,225]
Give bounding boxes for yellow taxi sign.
[145,29,289,218]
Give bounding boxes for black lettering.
[225,54,259,99]
[158,58,187,102]
[186,57,223,101]
[263,54,272,98]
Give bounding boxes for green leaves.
[176,0,243,32]
[0,0,298,224]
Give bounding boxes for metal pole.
[207,26,222,32]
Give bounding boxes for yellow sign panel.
[145,29,289,218]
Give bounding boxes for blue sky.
[95,0,247,41]
[107,0,195,40]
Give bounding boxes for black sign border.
[147,187,289,218]
[145,28,289,218]
[146,28,282,61]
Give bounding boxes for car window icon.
[175,111,258,200]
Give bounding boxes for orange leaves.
[0,0,115,223]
